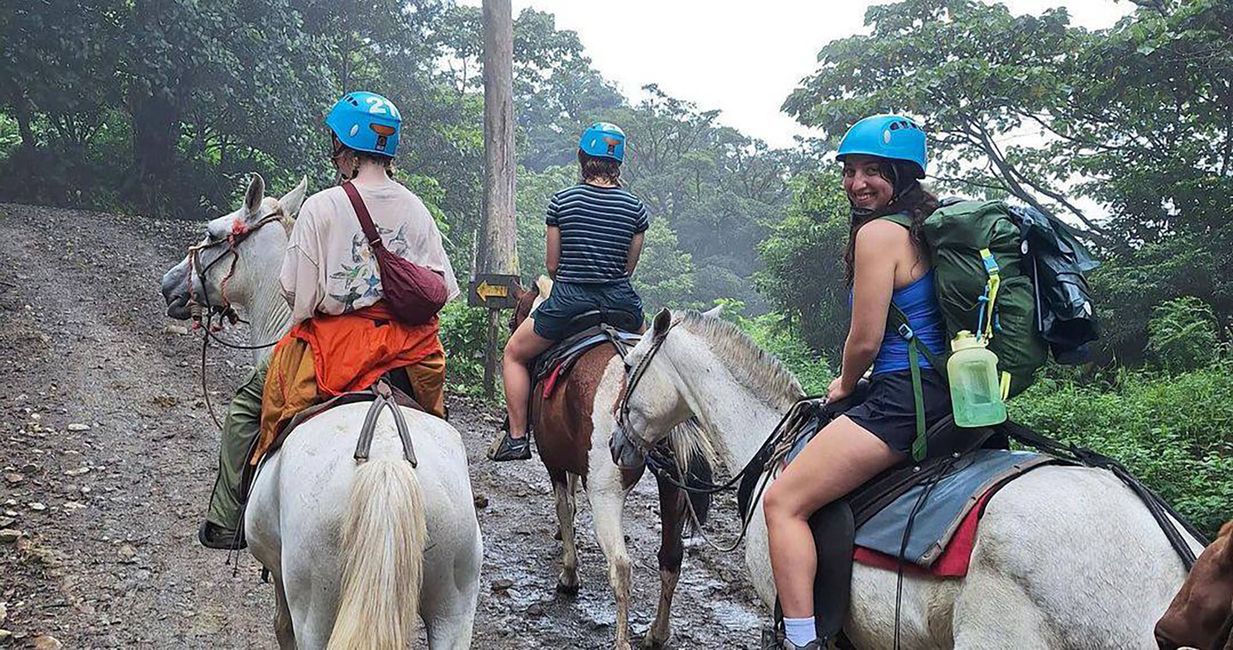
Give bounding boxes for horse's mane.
[674,309,805,411]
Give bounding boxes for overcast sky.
[464,0,1134,148]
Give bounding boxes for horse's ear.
[244,173,266,216]
[702,303,724,319]
[652,308,672,339]
[278,176,307,220]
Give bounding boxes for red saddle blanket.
[852,489,992,578]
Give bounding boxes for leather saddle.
[241,371,427,500]
[751,383,1010,648]
[531,308,643,390]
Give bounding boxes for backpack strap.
[888,305,943,462]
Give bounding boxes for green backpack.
[883,201,1049,457]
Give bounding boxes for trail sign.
[467,273,520,309]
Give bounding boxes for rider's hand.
[826,377,853,403]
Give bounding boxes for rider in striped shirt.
[490,122,648,462]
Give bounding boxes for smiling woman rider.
[762,114,950,649]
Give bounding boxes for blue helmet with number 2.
[579,122,626,163]
[836,114,927,178]
[326,91,402,158]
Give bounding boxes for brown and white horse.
[511,276,711,650]
[1156,520,1233,650]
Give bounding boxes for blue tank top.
[871,270,947,375]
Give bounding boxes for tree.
[783,0,1233,362]
[756,169,850,360]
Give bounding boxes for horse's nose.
[161,260,192,319]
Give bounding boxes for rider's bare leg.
[501,316,554,439]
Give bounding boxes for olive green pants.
[204,356,270,533]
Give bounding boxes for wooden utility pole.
[473,0,518,398]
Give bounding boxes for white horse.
[609,308,1202,649]
[160,174,482,648]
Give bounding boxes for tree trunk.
[479,0,517,398]
[12,96,36,157]
[124,90,180,213]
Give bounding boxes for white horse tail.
[327,457,427,650]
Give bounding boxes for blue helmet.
[579,122,626,162]
[325,91,402,158]
[836,114,927,178]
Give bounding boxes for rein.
[185,211,287,429]
[614,318,820,552]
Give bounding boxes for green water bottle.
[946,330,1008,427]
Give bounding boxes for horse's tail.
[327,457,426,650]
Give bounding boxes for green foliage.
[634,219,696,311]
[716,299,832,395]
[437,300,505,397]
[1148,296,1222,373]
[1013,363,1233,538]
[756,169,850,360]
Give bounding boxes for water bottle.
[946,330,1008,427]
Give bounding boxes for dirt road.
[0,203,764,648]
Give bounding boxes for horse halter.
[185,209,285,334]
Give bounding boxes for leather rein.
[184,211,287,428]
[613,317,812,552]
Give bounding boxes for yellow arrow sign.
[475,281,509,301]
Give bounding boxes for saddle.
[241,372,426,499]
[749,386,1056,648]
[531,308,643,399]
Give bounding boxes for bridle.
[186,210,287,350]
[613,316,813,552]
[183,209,287,428]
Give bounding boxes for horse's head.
[610,306,731,462]
[160,173,307,321]
[1155,520,1233,650]
[508,275,553,334]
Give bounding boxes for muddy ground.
[0,203,766,649]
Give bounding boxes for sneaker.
[487,429,532,461]
[198,520,246,550]
[784,641,821,650]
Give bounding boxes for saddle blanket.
[535,328,640,399]
[852,450,1056,577]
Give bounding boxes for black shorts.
[532,279,644,340]
[845,369,952,455]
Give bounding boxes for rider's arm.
[625,230,645,276]
[546,225,561,279]
[838,220,899,391]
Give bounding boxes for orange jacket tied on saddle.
[255,302,443,463]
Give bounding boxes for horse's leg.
[422,537,482,650]
[587,453,637,650]
[642,474,687,649]
[271,571,295,650]
[551,469,581,594]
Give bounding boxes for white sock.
[783,616,816,646]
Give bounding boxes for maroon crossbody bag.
[341,181,448,325]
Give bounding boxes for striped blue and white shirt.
[546,184,650,284]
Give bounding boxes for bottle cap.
[951,330,985,352]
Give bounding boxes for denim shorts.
[532,279,644,340]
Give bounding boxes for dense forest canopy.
[1,0,1229,532]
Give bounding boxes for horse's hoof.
[639,631,670,649]
[555,576,580,596]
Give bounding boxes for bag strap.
[341,181,384,249]
[889,305,940,462]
